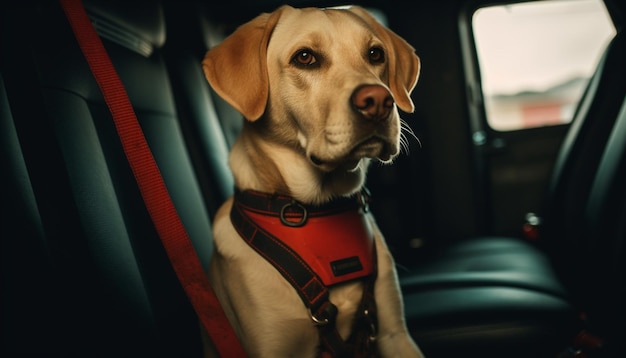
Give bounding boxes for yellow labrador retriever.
[202,5,422,357]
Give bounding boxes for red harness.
[230,189,379,357]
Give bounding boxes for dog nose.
[351,85,394,122]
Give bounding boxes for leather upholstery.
[2,1,205,356]
[401,30,626,356]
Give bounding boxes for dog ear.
[348,6,420,113]
[202,7,287,121]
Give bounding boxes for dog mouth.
[309,137,394,172]
[310,155,362,172]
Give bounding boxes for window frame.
[459,0,616,136]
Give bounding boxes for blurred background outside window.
[473,0,616,131]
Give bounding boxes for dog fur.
[202,5,422,357]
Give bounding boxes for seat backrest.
[160,1,241,218]
[541,30,626,282]
[581,95,626,352]
[538,23,626,349]
[1,1,215,356]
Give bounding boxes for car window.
[472,0,616,131]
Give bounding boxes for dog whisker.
[400,119,421,155]
[400,133,410,155]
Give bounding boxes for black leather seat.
[581,96,626,357]
[400,29,626,357]
[2,1,208,356]
[160,1,240,218]
[402,27,625,289]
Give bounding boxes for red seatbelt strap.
[58,0,246,356]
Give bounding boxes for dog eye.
[292,49,318,67]
[368,47,385,64]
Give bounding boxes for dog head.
[203,5,420,200]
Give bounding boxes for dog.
[202,5,422,357]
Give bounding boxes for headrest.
[84,0,165,57]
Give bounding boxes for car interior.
[1,0,624,357]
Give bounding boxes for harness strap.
[231,189,378,356]
[231,196,330,313]
[59,1,246,356]
[319,278,379,358]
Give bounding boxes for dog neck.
[229,124,368,205]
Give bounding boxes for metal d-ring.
[309,309,330,326]
[280,200,308,227]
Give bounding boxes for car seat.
[2,1,208,356]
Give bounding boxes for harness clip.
[309,301,338,326]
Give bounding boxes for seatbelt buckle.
[522,212,541,241]
[557,330,605,358]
